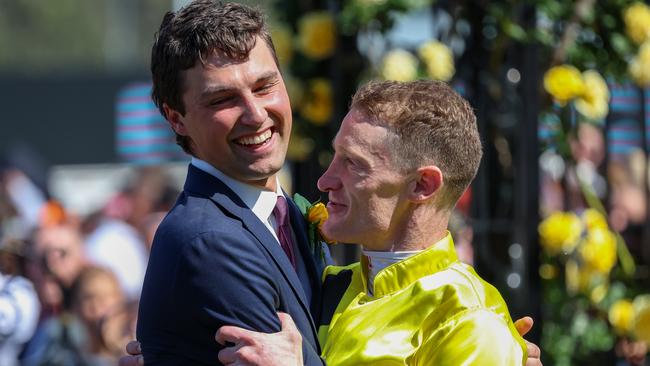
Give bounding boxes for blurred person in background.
[21,219,89,366]
[83,166,178,300]
[0,237,40,366]
[72,266,134,365]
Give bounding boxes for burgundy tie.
[273,196,296,269]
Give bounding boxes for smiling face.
[165,38,292,190]
[317,109,410,249]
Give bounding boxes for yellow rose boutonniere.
[307,202,328,228]
[293,193,335,264]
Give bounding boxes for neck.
[363,207,450,252]
[244,175,277,191]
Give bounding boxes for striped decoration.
[607,81,649,158]
[115,82,188,164]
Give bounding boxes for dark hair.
[351,80,483,209]
[151,1,278,154]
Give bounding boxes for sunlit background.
[1,0,650,365]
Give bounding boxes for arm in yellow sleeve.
[411,308,527,366]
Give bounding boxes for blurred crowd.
[0,158,179,366]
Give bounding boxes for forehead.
[182,39,279,91]
[335,109,393,159]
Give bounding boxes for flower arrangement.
[539,208,650,365]
[379,41,455,82]
[269,7,338,163]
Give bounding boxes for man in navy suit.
[135,1,327,364]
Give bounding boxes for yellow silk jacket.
[317,233,527,365]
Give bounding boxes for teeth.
[238,130,272,146]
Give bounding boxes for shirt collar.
[191,157,283,224]
[361,231,459,298]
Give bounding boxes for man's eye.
[210,97,232,106]
[255,83,275,94]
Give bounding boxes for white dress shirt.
[191,157,284,244]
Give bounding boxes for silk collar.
[361,232,459,298]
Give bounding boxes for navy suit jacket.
[137,165,326,365]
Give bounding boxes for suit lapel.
[183,165,318,339]
[286,198,323,323]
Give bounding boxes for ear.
[163,103,188,136]
[408,165,443,203]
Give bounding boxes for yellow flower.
[590,283,609,304]
[633,295,650,344]
[575,70,610,121]
[297,12,336,60]
[307,202,335,244]
[418,41,455,81]
[580,227,617,274]
[609,299,634,335]
[271,25,293,66]
[300,79,333,125]
[538,211,583,255]
[308,202,328,227]
[624,2,650,45]
[380,49,418,82]
[543,65,586,104]
[582,208,608,230]
[630,42,650,87]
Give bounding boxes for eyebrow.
[199,71,279,99]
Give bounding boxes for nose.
[240,93,268,126]
[317,158,341,192]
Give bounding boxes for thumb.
[514,316,534,337]
[278,312,298,333]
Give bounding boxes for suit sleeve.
[411,308,527,366]
[170,230,323,365]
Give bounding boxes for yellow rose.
[630,42,650,87]
[271,25,293,66]
[380,49,418,82]
[297,12,336,60]
[633,294,650,344]
[418,41,455,81]
[582,208,608,230]
[566,261,606,295]
[538,211,583,255]
[308,202,328,226]
[624,2,650,45]
[543,65,586,104]
[308,202,336,243]
[300,79,333,125]
[580,227,617,274]
[575,70,610,121]
[609,299,634,335]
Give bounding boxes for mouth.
[234,128,274,148]
[326,200,346,212]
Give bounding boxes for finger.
[525,340,541,359]
[278,312,298,332]
[218,343,242,364]
[216,326,256,346]
[524,360,543,366]
[118,355,144,366]
[125,341,142,356]
[514,316,534,336]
